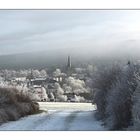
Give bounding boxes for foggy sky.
[0,10,140,57]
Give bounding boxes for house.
[30,78,47,86]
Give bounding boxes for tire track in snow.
[62,111,79,130]
[68,111,106,131]
[34,111,74,130]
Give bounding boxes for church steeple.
[67,56,71,69]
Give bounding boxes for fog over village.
[1,10,140,130]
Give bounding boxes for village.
[0,56,95,102]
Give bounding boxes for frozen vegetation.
[0,87,39,124]
[93,61,140,130]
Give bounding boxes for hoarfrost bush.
[93,64,121,120]
[74,95,85,102]
[0,87,39,124]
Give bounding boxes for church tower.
[67,55,71,69]
[66,56,72,76]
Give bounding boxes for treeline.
[93,62,140,130]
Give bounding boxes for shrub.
[0,87,39,124]
[75,95,85,102]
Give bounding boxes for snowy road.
[0,102,106,131]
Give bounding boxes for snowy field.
[38,102,96,111]
[0,102,106,131]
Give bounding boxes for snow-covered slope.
[0,102,106,131]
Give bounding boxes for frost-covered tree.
[54,83,64,94]
[53,69,61,77]
[40,70,47,77]
[63,84,72,94]
[62,77,90,101]
[48,92,55,100]
[128,70,140,130]
[54,83,67,102]
[93,64,121,120]
[41,87,48,100]
[105,64,138,130]
[14,85,40,101]
[65,77,89,94]
[129,82,140,130]
[19,70,29,77]
[32,70,41,78]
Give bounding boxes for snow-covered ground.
[0,102,106,131]
[38,102,96,111]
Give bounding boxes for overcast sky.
[0,10,140,56]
